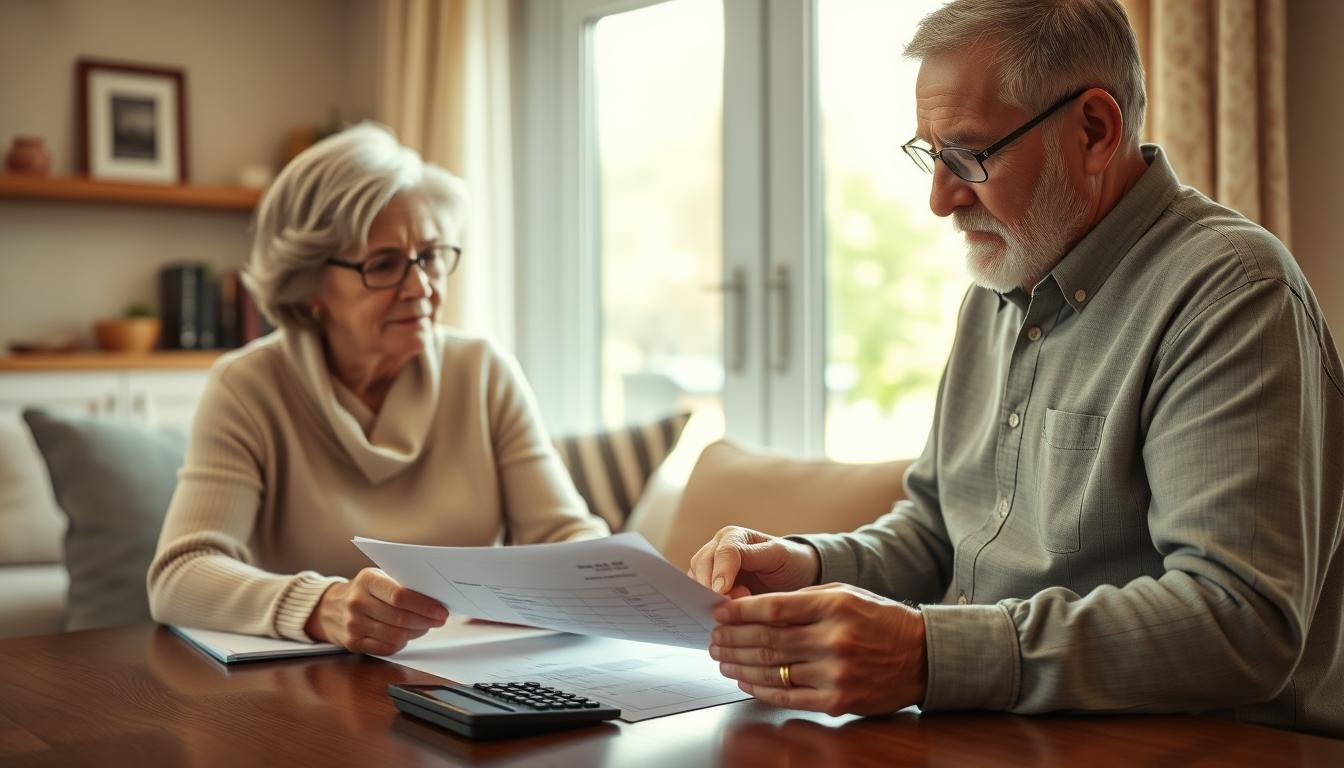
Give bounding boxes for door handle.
[768,264,790,373]
[703,266,747,374]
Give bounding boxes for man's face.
[914,50,1090,292]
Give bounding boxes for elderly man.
[689,0,1344,736]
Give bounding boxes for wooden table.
[2,626,1341,767]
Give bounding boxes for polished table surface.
[1,625,1342,767]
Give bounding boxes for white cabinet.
[123,371,212,433]
[0,370,210,434]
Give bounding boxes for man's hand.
[305,567,448,655]
[687,526,821,597]
[708,583,927,716]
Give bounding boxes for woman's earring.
[311,304,323,322]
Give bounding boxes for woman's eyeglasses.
[325,244,462,289]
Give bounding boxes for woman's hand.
[688,526,822,597]
[305,567,448,655]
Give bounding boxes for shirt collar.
[995,144,1180,313]
[1047,144,1180,312]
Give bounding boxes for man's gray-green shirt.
[796,145,1344,736]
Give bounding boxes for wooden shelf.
[0,174,261,211]
[0,351,223,372]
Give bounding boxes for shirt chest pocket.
[1035,408,1106,553]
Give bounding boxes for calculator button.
[582,702,601,709]
[523,682,540,688]
[563,702,584,710]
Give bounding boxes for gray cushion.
[22,410,185,631]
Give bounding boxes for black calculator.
[387,682,621,740]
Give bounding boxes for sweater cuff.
[273,571,347,642]
[785,533,859,586]
[921,603,1020,711]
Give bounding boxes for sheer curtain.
[1123,0,1290,244]
[378,0,516,345]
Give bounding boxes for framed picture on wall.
[76,58,188,184]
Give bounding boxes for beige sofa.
[0,420,69,638]
[1,412,909,639]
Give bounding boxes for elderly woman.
[148,124,608,655]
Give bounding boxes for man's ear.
[1077,87,1125,176]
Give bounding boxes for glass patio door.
[520,0,968,461]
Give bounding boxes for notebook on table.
[169,625,346,664]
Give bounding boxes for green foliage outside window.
[826,172,964,412]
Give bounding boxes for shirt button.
[998,498,1009,518]
[957,593,968,605]
[1027,326,1042,341]
[1007,411,1020,428]
[1074,289,1088,303]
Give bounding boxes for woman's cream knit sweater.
[147,327,608,641]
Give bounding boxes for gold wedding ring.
[778,663,792,689]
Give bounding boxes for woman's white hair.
[905,0,1146,143]
[244,122,469,330]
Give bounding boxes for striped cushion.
[553,412,692,530]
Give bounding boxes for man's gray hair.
[245,122,469,330]
[905,0,1146,143]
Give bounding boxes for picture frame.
[76,58,188,185]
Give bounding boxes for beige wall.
[0,0,379,348]
[1287,0,1344,352]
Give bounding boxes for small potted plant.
[93,303,161,353]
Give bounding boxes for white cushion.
[0,419,65,565]
[0,564,67,638]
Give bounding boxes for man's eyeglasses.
[902,88,1089,183]
[325,244,462,289]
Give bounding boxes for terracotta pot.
[93,317,161,353]
[5,136,51,176]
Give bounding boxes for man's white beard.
[954,130,1091,294]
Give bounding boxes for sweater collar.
[282,326,442,484]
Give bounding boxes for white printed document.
[353,532,724,649]
[382,617,749,721]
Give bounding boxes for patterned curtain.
[378,0,516,344]
[1122,0,1290,245]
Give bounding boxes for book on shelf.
[225,268,275,345]
[159,264,204,350]
[159,265,272,350]
[217,269,241,349]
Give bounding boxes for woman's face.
[314,191,455,374]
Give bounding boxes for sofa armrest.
[0,564,68,639]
